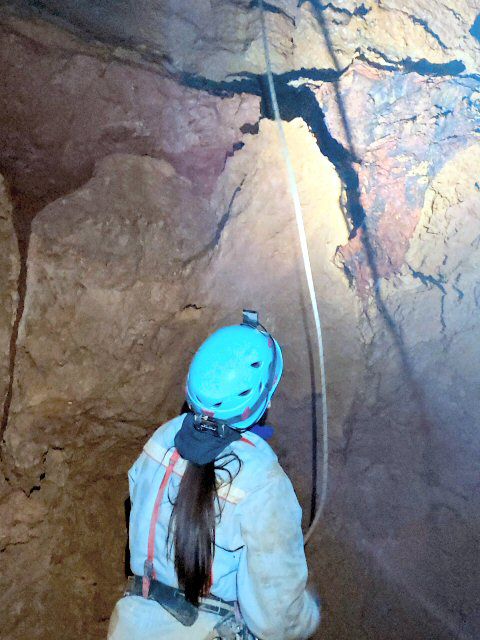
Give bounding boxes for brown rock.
[1,3,480,639]
[4,119,365,482]
[8,1,479,79]
[294,0,480,75]
[4,153,217,476]
[0,488,47,550]
[344,144,480,640]
[0,175,19,416]
[0,119,365,638]
[311,60,479,289]
[0,15,260,202]
[203,118,365,485]
[0,153,220,639]
[398,142,480,394]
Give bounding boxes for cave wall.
[7,0,480,78]
[0,13,259,204]
[0,2,479,639]
[0,175,18,413]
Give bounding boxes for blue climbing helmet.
[186,310,283,431]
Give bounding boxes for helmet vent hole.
[239,389,251,396]
[250,361,261,368]
[213,402,222,407]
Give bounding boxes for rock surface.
[9,0,480,79]
[0,14,260,203]
[202,117,364,512]
[331,143,480,640]
[0,2,480,640]
[205,117,362,432]
[311,60,480,289]
[4,153,218,479]
[0,176,19,420]
[1,118,362,639]
[1,153,216,638]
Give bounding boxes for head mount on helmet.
[186,310,283,433]
[242,309,260,329]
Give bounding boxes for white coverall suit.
[108,415,320,640]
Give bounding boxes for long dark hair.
[168,453,240,606]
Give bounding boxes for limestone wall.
[12,0,480,78]
[0,176,18,415]
[0,2,479,639]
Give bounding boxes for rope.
[258,0,329,545]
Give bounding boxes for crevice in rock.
[362,49,480,84]
[298,0,370,18]
[177,70,362,232]
[407,14,448,50]
[249,0,295,25]
[231,141,245,154]
[240,121,260,135]
[408,267,446,293]
[355,51,398,72]
[211,179,246,250]
[452,275,464,301]
[440,292,447,333]
[0,190,41,456]
[363,47,466,77]
[470,14,480,43]
[400,57,465,77]
[182,303,204,311]
[27,471,45,496]
[409,266,448,334]
[28,484,41,495]
[184,177,246,265]
[178,65,343,100]
[259,80,362,232]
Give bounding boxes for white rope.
[258,0,329,545]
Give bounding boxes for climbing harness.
[142,449,180,597]
[125,574,236,627]
[204,609,255,640]
[127,432,258,638]
[258,0,329,545]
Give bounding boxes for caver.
[107,311,320,640]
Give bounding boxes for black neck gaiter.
[174,413,242,465]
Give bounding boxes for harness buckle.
[123,575,136,597]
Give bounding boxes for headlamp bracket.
[242,309,271,336]
[193,413,227,438]
[242,309,259,328]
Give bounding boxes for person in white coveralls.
[108,311,320,640]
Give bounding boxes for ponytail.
[168,451,241,606]
[169,460,217,606]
